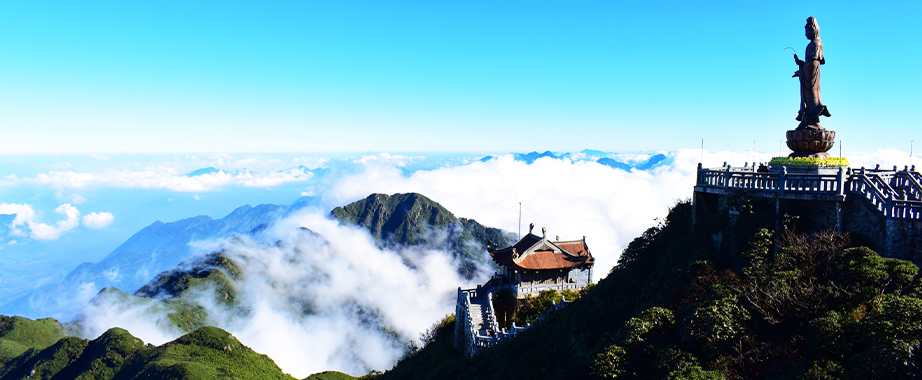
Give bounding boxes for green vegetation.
[768,156,850,166]
[0,316,64,366]
[331,193,513,278]
[419,314,455,349]
[305,370,359,380]
[331,193,457,246]
[112,252,245,334]
[512,289,584,327]
[136,252,242,307]
[379,198,922,379]
[0,324,296,380]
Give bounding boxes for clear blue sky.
[1,1,919,154]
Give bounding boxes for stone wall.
[568,266,591,288]
[701,191,922,265]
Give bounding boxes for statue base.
[786,125,835,158]
[789,152,832,159]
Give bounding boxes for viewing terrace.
[694,163,922,220]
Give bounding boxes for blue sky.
[2,1,920,154]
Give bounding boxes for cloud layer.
[76,210,487,378]
[0,203,114,241]
[16,167,312,192]
[16,148,921,377]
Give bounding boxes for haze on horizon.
[1,1,920,155]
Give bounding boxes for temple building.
[455,224,596,356]
[488,225,594,299]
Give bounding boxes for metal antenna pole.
[518,202,522,239]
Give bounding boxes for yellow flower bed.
[768,157,850,167]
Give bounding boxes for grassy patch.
[0,316,64,365]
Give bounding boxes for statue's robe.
[797,38,831,126]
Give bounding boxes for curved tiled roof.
[489,233,593,270]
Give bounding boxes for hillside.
[378,200,922,379]
[331,193,514,278]
[0,324,296,380]
[0,316,64,367]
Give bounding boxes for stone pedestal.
[786,127,836,158]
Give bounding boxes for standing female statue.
[792,17,831,129]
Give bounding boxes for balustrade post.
[779,167,787,193]
[837,167,845,196]
[697,163,703,185]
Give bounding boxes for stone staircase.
[455,285,565,357]
[469,295,496,339]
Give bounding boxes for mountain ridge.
[2,203,295,319]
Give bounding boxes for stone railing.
[892,171,922,201]
[455,288,478,357]
[456,282,581,356]
[889,200,922,219]
[847,168,921,219]
[513,282,584,299]
[848,174,891,214]
[696,164,922,220]
[695,164,845,196]
[455,286,505,355]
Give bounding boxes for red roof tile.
[489,235,593,270]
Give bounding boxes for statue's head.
[805,17,820,40]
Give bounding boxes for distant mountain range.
[479,150,669,171]
[1,203,296,320]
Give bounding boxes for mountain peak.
[331,193,458,245]
[185,167,221,177]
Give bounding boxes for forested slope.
[379,200,922,379]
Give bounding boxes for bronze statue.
[785,17,836,158]
[792,17,831,129]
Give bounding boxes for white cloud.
[74,210,488,378]
[354,153,421,166]
[0,203,114,240]
[293,157,330,169]
[82,212,115,229]
[75,289,180,346]
[17,166,312,192]
[843,149,915,170]
[28,204,81,241]
[0,203,37,235]
[323,155,680,277]
[321,149,808,280]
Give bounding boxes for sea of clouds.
[0,148,917,377]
